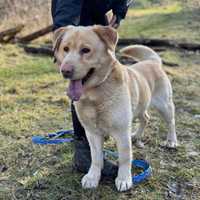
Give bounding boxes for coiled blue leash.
[32,130,152,184]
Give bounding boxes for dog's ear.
[53,26,71,52]
[93,25,118,51]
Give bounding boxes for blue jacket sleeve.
[52,0,83,30]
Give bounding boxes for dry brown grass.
[0,0,51,36]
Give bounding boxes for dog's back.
[120,45,170,98]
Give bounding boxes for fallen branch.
[23,45,53,56]
[118,38,200,51]
[0,24,24,43]
[163,61,179,67]
[17,25,53,43]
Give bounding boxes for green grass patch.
[119,3,200,42]
[128,2,182,17]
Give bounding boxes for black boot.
[73,138,91,174]
[102,158,118,178]
[73,138,118,178]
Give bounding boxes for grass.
[128,2,182,17]
[1,1,200,199]
[119,2,200,42]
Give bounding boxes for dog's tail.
[120,45,162,65]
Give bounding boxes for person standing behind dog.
[51,0,132,177]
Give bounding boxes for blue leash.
[102,149,152,184]
[32,130,152,184]
[32,130,74,144]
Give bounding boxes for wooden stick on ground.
[23,45,54,56]
[163,61,179,67]
[118,38,200,51]
[17,25,53,43]
[0,24,24,43]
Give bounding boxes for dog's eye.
[64,46,69,52]
[80,48,91,55]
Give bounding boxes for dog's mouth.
[67,68,95,101]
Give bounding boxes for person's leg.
[71,103,87,140]
[80,0,109,26]
[72,99,118,177]
[72,0,118,178]
[92,0,110,25]
[70,0,92,170]
[71,103,91,173]
[79,0,94,26]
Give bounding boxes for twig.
[17,25,53,43]
[0,24,24,43]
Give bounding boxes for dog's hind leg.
[132,111,150,148]
[152,92,178,148]
[158,99,177,148]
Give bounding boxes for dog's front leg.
[81,132,103,189]
[114,133,132,192]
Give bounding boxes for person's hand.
[108,14,121,29]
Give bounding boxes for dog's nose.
[61,64,74,79]
[61,69,74,79]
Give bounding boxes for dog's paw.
[81,173,99,189]
[115,176,132,192]
[161,140,178,149]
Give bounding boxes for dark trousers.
[80,0,109,26]
[71,0,108,140]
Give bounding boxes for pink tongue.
[67,80,83,101]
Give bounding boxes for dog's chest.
[75,94,132,135]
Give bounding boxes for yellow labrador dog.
[53,25,178,192]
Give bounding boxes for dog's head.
[53,25,118,101]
